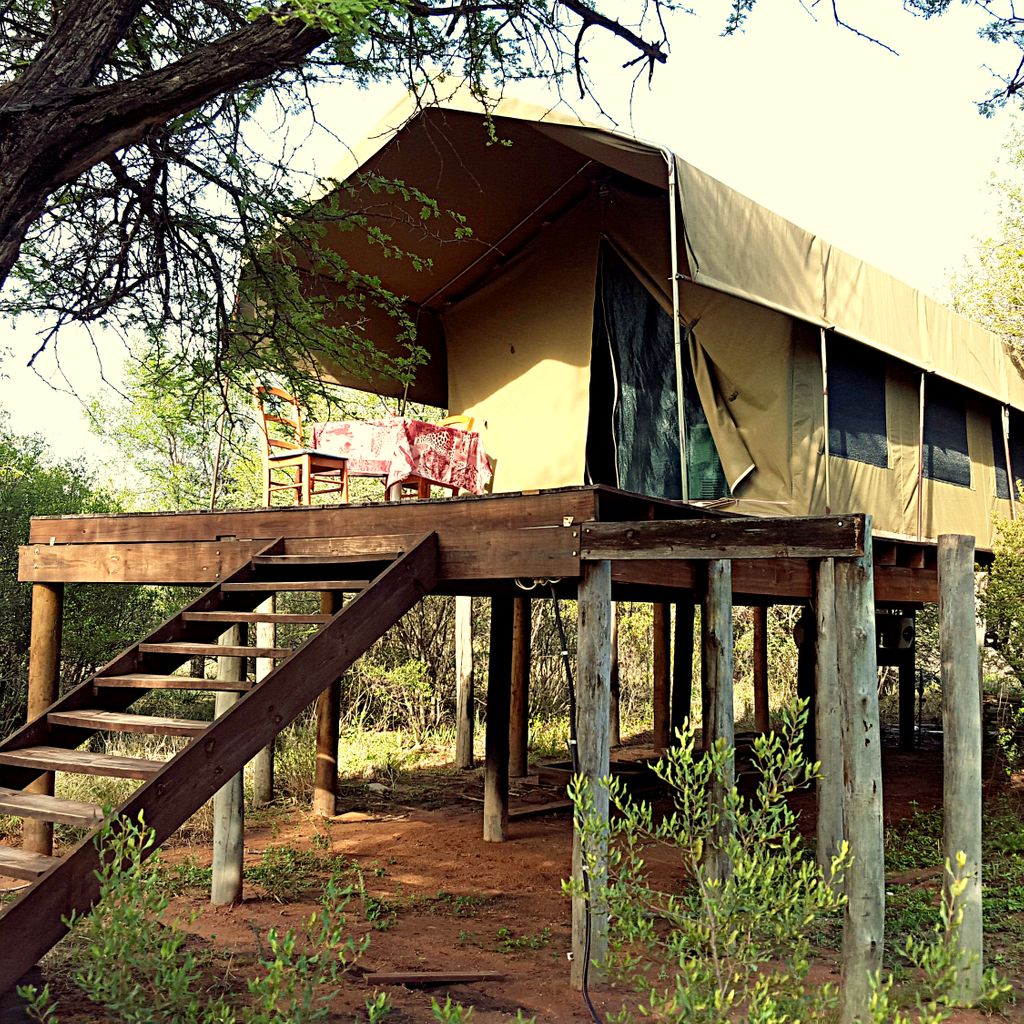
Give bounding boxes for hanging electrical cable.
[550,584,604,1024]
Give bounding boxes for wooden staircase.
[0,532,438,994]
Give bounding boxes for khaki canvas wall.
[443,198,601,493]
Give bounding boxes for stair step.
[0,845,58,881]
[222,580,369,592]
[253,553,399,565]
[182,611,332,625]
[0,746,164,780]
[139,642,292,658]
[95,673,251,692]
[48,709,210,738]
[0,787,105,827]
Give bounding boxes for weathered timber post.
[212,624,245,905]
[509,597,531,778]
[704,560,734,884]
[609,603,621,749]
[752,605,770,734]
[814,559,844,887]
[252,596,275,806]
[484,595,513,842]
[938,535,983,1004]
[796,605,817,762]
[898,627,917,752]
[571,560,612,990]
[836,517,883,1024]
[672,600,695,741]
[653,602,672,748]
[455,595,474,769]
[313,591,341,817]
[23,582,63,856]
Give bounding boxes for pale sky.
[0,0,1018,466]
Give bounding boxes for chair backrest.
[439,414,475,432]
[255,386,304,459]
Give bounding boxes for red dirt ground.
[5,744,1024,1023]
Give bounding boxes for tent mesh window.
[587,243,728,501]
[923,378,971,488]
[827,336,888,469]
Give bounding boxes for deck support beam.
[939,535,983,1004]
[23,582,63,856]
[252,597,275,806]
[484,595,513,842]
[836,517,884,1024]
[509,597,531,778]
[815,559,843,887]
[704,560,734,884]
[313,592,341,817]
[898,632,917,751]
[455,596,474,769]
[571,560,612,990]
[212,624,245,906]
[653,602,671,748]
[752,605,770,734]
[672,600,694,740]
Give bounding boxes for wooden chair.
[391,414,476,500]
[255,386,349,506]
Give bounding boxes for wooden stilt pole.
[484,595,513,842]
[671,600,694,740]
[23,583,63,856]
[252,596,275,806]
[609,603,621,749]
[212,624,245,905]
[898,626,917,752]
[939,535,983,1004]
[313,591,341,817]
[796,604,817,763]
[836,517,884,1024]
[571,560,612,990]
[509,597,531,778]
[653,602,671,749]
[815,559,844,887]
[455,595,475,770]
[752,605,770,734]
[704,560,734,884]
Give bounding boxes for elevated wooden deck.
[19,485,937,604]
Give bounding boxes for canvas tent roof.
[308,88,1022,411]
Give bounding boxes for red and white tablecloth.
[311,418,492,495]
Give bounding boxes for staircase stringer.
[0,539,286,790]
[0,532,438,994]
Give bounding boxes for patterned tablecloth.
[311,418,493,495]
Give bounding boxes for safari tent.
[304,91,1024,548]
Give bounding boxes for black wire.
[550,586,604,1024]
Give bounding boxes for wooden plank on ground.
[582,515,866,561]
[366,971,507,986]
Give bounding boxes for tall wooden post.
[455,595,475,769]
[796,605,817,762]
[815,559,843,887]
[704,561,734,884]
[212,624,245,905]
[752,605,770,734]
[509,597,531,778]
[23,583,63,856]
[252,596,275,806]
[313,591,341,817]
[836,517,884,1024]
[652,602,671,748]
[484,595,513,842]
[571,560,612,990]
[938,535,983,1004]
[609,603,621,749]
[671,600,695,740]
[898,629,917,751]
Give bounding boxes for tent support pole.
[820,328,831,513]
[664,150,689,501]
[917,373,926,541]
[1003,405,1016,519]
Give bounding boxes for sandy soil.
[4,744,1023,1023]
